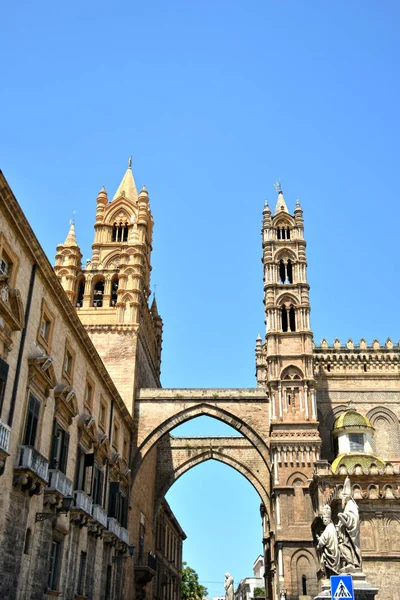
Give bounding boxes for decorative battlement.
[313,338,400,374]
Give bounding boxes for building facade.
[0,164,400,600]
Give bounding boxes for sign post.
[330,575,355,599]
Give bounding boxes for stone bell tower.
[256,184,321,599]
[55,159,162,414]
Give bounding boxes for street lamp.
[35,495,74,522]
[112,545,135,563]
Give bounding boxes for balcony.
[73,490,93,515]
[135,552,157,587]
[119,526,129,545]
[47,469,73,497]
[107,517,121,538]
[92,504,108,528]
[13,445,49,494]
[0,420,11,475]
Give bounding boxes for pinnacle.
[274,190,289,215]
[63,221,79,247]
[112,161,138,202]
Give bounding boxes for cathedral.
[0,162,399,600]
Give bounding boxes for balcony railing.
[107,517,121,538]
[92,504,108,528]
[0,421,11,454]
[47,469,73,496]
[17,446,49,482]
[74,490,93,515]
[119,526,129,544]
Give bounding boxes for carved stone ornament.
[28,355,57,397]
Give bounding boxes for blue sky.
[2,0,400,595]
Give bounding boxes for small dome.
[331,453,385,474]
[333,409,373,431]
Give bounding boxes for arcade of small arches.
[75,274,120,308]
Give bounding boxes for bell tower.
[257,184,321,599]
[55,159,162,414]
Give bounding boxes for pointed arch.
[154,449,270,514]
[133,402,270,475]
[104,201,135,225]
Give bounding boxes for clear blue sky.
[2,0,400,595]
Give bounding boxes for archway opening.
[165,460,264,600]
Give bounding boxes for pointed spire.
[151,295,159,317]
[274,190,289,215]
[64,221,78,247]
[112,157,138,202]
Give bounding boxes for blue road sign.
[331,575,355,600]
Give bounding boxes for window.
[0,258,9,276]
[110,276,119,306]
[108,481,128,527]
[99,400,107,431]
[24,528,32,555]
[0,357,9,416]
[92,465,104,506]
[50,420,70,473]
[63,345,74,381]
[23,393,41,447]
[75,447,94,492]
[105,565,113,598]
[40,315,51,341]
[48,540,61,591]
[289,305,296,331]
[123,438,129,462]
[77,551,87,596]
[349,433,364,452]
[113,421,119,451]
[84,380,93,412]
[281,306,288,332]
[93,279,105,307]
[37,300,54,352]
[76,277,85,308]
[112,221,129,242]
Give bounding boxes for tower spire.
[64,220,78,247]
[112,158,138,202]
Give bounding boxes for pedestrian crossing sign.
[330,575,354,600]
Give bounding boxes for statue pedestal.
[314,573,379,600]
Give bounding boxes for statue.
[224,573,234,600]
[279,591,287,600]
[336,476,362,571]
[316,505,340,576]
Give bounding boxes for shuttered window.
[23,394,41,447]
[0,357,9,417]
[50,420,70,474]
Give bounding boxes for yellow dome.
[333,409,373,431]
[331,453,385,473]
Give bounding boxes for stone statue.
[316,504,340,576]
[279,591,287,600]
[224,573,234,600]
[336,476,362,571]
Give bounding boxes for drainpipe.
[8,263,37,427]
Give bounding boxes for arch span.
[154,436,270,514]
[133,396,270,476]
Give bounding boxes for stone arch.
[133,402,270,475]
[274,248,297,262]
[366,406,400,459]
[154,449,270,514]
[104,200,135,224]
[275,292,299,307]
[286,471,308,487]
[281,365,304,380]
[290,549,319,599]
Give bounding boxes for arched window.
[302,575,307,596]
[110,276,119,307]
[279,260,286,284]
[287,260,293,283]
[281,306,288,332]
[289,305,296,331]
[287,227,291,240]
[93,279,105,307]
[112,222,129,242]
[276,228,281,240]
[76,277,85,308]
